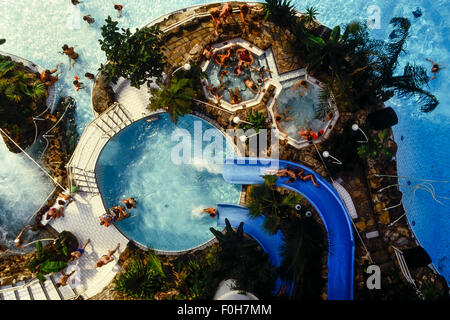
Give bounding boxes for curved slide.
[216,203,294,296]
[221,158,355,300]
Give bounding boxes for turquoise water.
[0,0,448,282]
[96,114,241,251]
[277,80,326,141]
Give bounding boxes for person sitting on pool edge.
[228,88,242,105]
[291,79,308,96]
[206,83,225,102]
[40,65,61,87]
[236,48,254,66]
[201,207,217,218]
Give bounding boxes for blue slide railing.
[221,158,355,300]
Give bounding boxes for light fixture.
[322,150,342,165]
[352,123,368,143]
[233,116,253,125]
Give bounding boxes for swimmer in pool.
[426,58,445,81]
[201,207,217,218]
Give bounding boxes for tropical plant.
[28,231,78,282]
[210,218,259,258]
[210,219,277,299]
[0,38,5,46]
[356,131,394,161]
[99,16,166,89]
[246,175,302,234]
[114,252,166,299]
[148,77,196,124]
[263,0,298,30]
[238,111,267,132]
[278,217,326,298]
[303,6,319,25]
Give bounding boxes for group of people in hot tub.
[203,43,271,105]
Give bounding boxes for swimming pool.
[0,0,448,283]
[276,78,327,142]
[95,113,241,251]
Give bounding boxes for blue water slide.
[221,157,355,300]
[216,203,293,295]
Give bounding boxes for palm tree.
[278,217,326,298]
[210,218,259,258]
[247,175,301,234]
[303,6,319,26]
[148,77,196,124]
[264,0,298,30]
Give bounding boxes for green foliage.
[210,220,277,299]
[264,0,298,30]
[278,217,326,298]
[27,231,78,282]
[0,38,5,46]
[304,17,438,113]
[148,76,196,124]
[99,16,166,89]
[0,55,48,141]
[247,175,302,234]
[238,111,267,132]
[303,6,319,24]
[114,252,166,299]
[357,130,393,161]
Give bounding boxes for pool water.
[277,81,327,141]
[0,0,448,283]
[96,114,241,251]
[205,47,270,104]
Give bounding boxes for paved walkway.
[48,77,154,299]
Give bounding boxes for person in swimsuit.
[202,44,215,60]
[40,68,59,87]
[14,225,31,249]
[295,168,319,187]
[114,4,123,18]
[234,64,245,77]
[121,198,136,210]
[291,79,309,96]
[251,65,272,79]
[73,76,86,91]
[209,7,222,36]
[273,98,289,137]
[228,88,242,105]
[99,213,114,227]
[61,44,79,70]
[83,15,95,24]
[69,238,91,262]
[236,48,254,66]
[220,69,231,83]
[426,58,444,81]
[56,269,76,288]
[206,83,225,102]
[243,76,260,94]
[94,243,120,268]
[219,3,233,24]
[201,207,217,218]
[85,72,95,80]
[214,46,235,67]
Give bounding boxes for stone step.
[29,280,48,300]
[42,276,61,300]
[1,285,17,300]
[14,281,32,300]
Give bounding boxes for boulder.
[92,76,116,114]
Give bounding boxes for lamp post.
[171,63,191,76]
[352,123,368,143]
[233,116,253,126]
[322,150,342,165]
